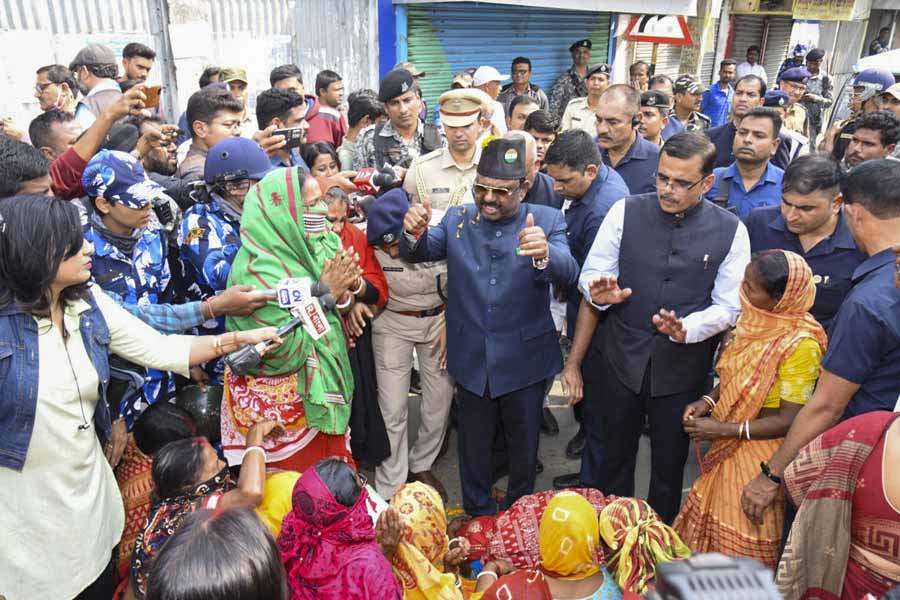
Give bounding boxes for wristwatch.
[532,247,549,270]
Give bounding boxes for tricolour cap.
[477,137,526,181]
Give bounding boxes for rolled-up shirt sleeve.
[578,199,625,309]
[93,288,193,377]
[679,221,749,344]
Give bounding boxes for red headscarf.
[277,466,401,600]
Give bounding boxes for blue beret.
[366,188,410,246]
[763,90,790,108]
[778,67,811,83]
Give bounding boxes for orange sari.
[674,251,827,568]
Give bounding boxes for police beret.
[569,39,592,53]
[379,68,416,102]
[641,90,670,109]
[586,63,611,78]
[806,48,825,61]
[477,137,526,181]
[763,90,790,108]
[778,67,811,83]
[366,188,410,246]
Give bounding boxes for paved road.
[364,379,703,517]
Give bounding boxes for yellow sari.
[673,251,827,568]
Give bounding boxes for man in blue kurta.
[401,137,579,515]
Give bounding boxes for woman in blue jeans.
[0,195,280,600]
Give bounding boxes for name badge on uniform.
[276,277,313,308]
[298,297,331,340]
[431,187,450,194]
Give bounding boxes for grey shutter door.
[763,16,796,83]
[407,2,611,123]
[634,41,685,80]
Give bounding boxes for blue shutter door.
[407,2,611,122]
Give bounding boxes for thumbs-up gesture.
[517,213,548,262]
[403,197,432,237]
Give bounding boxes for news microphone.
[353,167,398,195]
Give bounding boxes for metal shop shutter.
[729,15,766,63]
[763,16,795,84]
[633,41,684,80]
[407,2,610,123]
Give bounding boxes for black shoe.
[536,459,544,475]
[553,472,581,489]
[541,407,559,436]
[565,426,586,459]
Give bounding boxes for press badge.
[276,277,313,308]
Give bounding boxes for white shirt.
[489,99,507,135]
[578,198,750,344]
[736,62,768,85]
[0,288,192,599]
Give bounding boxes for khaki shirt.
[561,97,599,135]
[374,248,447,312]
[402,145,480,211]
[783,103,809,138]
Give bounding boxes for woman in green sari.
[221,167,363,472]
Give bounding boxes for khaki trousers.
[371,309,453,499]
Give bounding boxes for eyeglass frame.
[473,180,525,199]
[655,172,707,193]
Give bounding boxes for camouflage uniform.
[548,67,587,120]
[671,111,712,133]
[353,120,427,170]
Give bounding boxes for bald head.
[600,84,641,117]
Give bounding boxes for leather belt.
[389,305,445,318]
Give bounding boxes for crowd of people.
[0,33,898,600]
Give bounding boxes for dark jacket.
[402,202,579,397]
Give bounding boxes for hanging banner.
[793,0,855,20]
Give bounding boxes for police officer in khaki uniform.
[402,89,485,211]
[561,63,610,135]
[778,67,812,139]
[366,189,453,501]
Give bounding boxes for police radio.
[223,279,336,376]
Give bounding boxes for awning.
[393,0,698,17]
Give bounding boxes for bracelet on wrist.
[336,292,353,310]
[351,277,365,296]
[760,461,782,485]
[241,445,266,463]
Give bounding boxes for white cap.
[473,65,510,87]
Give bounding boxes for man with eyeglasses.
[179,137,274,386]
[177,87,245,183]
[777,67,812,139]
[497,57,550,117]
[575,132,749,523]
[596,85,661,195]
[747,154,864,331]
[401,136,579,516]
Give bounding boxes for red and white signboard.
[624,15,694,46]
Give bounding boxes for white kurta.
[0,288,192,599]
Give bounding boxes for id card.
[276,277,312,308]
[298,297,331,340]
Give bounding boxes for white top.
[736,62,768,85]
[0,287,192,599]
[578,199,750,344]
[489,99,508,135]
